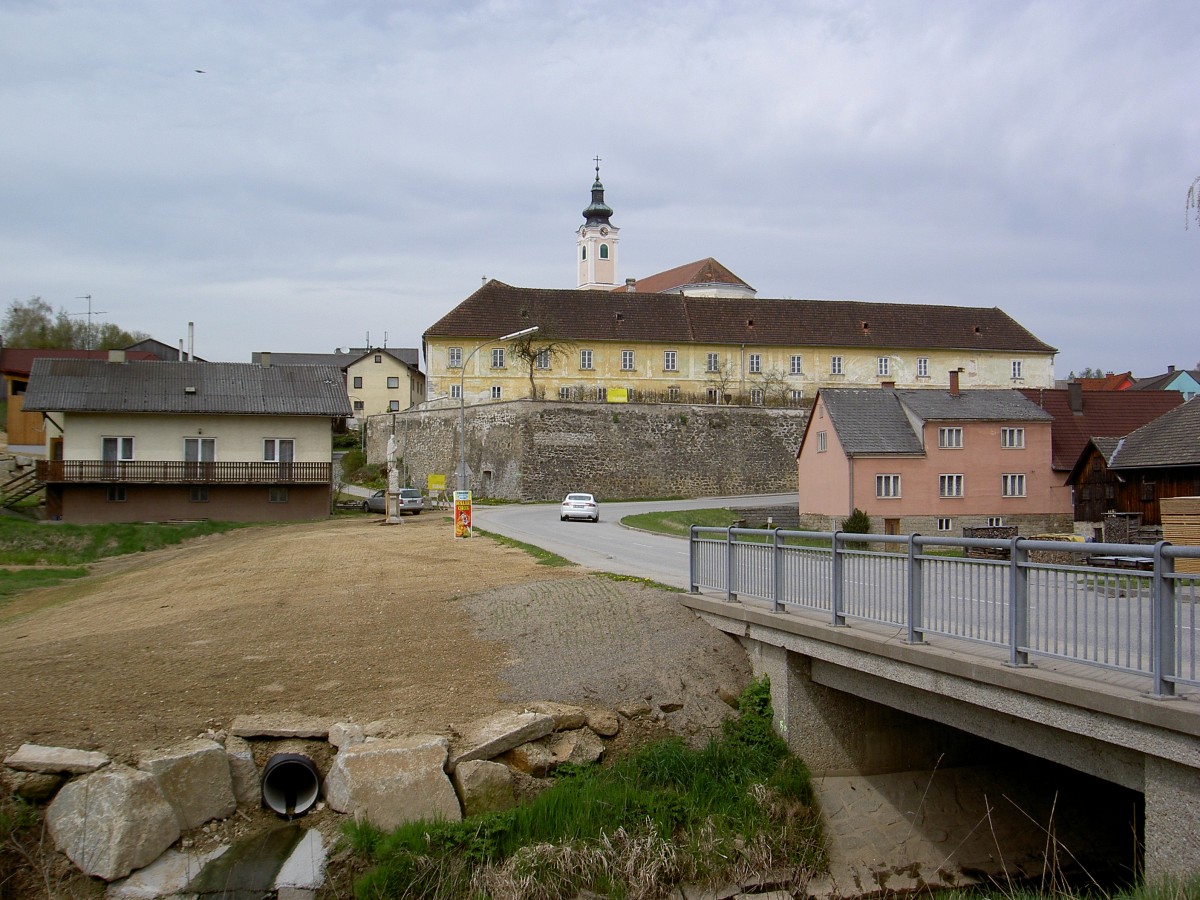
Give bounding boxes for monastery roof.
[425,280,1057,353]
[616,258,755,295]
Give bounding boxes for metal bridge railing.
[689,526,1200,698]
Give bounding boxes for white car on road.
[560,492,600,523]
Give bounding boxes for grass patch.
[0,518,245,567]
[594,571,684,593]
[475,528,577,567]
[0,567,88,604]
[621,507,745,537]
[346,677,826,898]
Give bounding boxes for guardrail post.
[831,530,846,627]
[772,528,785,613]
[725,527,738,603]
[1151,541,1177,698]
[907,534,924,644]
[1007,536,1030,667]
[688,525,699,593]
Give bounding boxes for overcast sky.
[2,0,1196,378]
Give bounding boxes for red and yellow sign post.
[453,490,472,538]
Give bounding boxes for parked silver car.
[560,492,599,522]
[363,488,424,515]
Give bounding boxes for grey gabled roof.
[24,359,352,417]
[251,347,421,370]
[817,388,1052,457]
[1108,398,1200,469]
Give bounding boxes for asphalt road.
[472,493,795,589]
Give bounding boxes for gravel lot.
[0,514,751,764]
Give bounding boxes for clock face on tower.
[600,227,609,235]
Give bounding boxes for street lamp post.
[458,326,539,493]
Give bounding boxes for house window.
[1141,481,1156,503]
[663,350,677,371]
[937,517,953,532]
[939,474,964,498]
[750,388,764,405]
[448,347,462,368]
[668,386,680,401]
[706,352,720,373]
[917,357,929,378]
[988,516,1005,527]
[374,355,382,363]
[102,436,135,462]
[559,386,571,400]
[190,486,209,503]
[876,474,901,498]
[389,400,400,412]
[1012,360,1023,380]
[597,387,608,402]
[264,438,295,462]
[1001,427,1025,448]
[747,353,762,374]
[621,350,634,370]
[706,388,719,403]
[580,349,594,370]
[877,357,890,377]
[385,376,398,389]
[830,356,843,375]
[938,427,964,449]
[106,485,127,502]
[790,355,803,375]
[491,348,505,369]
[353,400,364,411]
[450,384,462,400]
[599,243,609,259]
[491,385,502,400]
[353,376,363,389]
[184,437,215,478]
[789,389,804,404]
[1002,474,1026,497]
[536,349,550,369]
[269,486,289,503]
[816,431,827,453]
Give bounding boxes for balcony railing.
[36,460,333,485]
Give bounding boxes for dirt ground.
[0,514,751,765]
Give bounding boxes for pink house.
[796,383,1071,536]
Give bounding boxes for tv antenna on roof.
[68,295,108,350]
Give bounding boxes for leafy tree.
[1,297,147,349]
[1188,176,1200,229]
[507,329,575,400]
[1068,367,1108,380]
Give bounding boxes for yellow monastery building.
[423,168,1057,407]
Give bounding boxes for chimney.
[107,349,126,364]
[1167,364,1176,373]
[260,352,271,368]
[187,322,194,362]
[1068,381,1083,414]
[625,278,636,293]
[949,370,960,396]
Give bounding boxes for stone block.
[224,736,260,808]
[452,760,516,817]
[584,708,621,737]
[4,743,109,774]
[139,738,236,830]
[526,701,587,730]
[545,728,606,767]
[324,735,461,830]
[1,769,64,801]
[449,710,554,770]
[46,764,180,881]
[328,721,365,749]
[274,827,326,891]
[499,741,556,777]
[230,713,329,739]
[106,845,228,898]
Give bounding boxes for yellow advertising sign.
[454,490,473,538]
[607,387,629,403]
[428,473,446,491]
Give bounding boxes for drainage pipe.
[261,753,321,818]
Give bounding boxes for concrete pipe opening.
[261,753,321,818]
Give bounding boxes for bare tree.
[706,362,738,404]
[507,330,576,399]
[1188,176,1200,229]
[754,367,792,406]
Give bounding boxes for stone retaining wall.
[367,401,806,502]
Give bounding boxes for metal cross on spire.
[593,155,602,179]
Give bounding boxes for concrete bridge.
[683,528,1200,886]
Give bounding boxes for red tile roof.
[1076,371,1133,391]
[1018,388,1183,471]
[614,258,755,294]
[426,280,1057,353]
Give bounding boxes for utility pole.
[69,295,107,350]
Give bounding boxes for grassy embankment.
[0,518,245,608]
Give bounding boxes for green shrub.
[840,508,871,534]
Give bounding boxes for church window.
[581,246,586,260]
[599,244,609,259]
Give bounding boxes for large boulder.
[4,743,109,774]
[451,760,516,817]
[230,713,329,739]
[46,764,180,881]
[223,736,260,808]
[525,701,587,731]
[139,738,236,829]
[449,710,555,771]
[324,735,461,830]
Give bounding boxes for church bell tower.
[577,158,619,289]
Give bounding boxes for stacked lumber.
[1162,497,1200,574]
